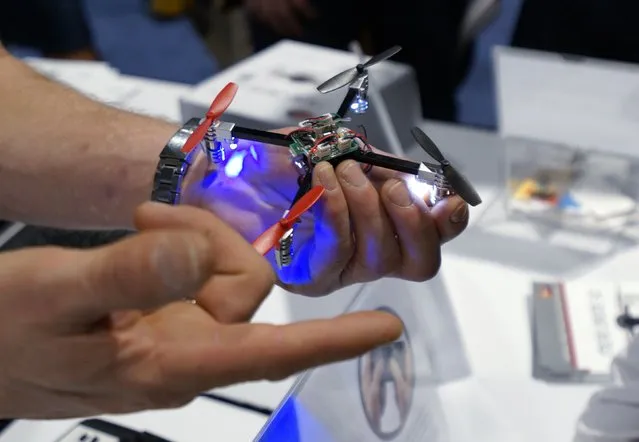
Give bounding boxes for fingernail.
[388,180,413,207]
[152,233,210,293]
[315,162,338,191]
[450,202,469,224]
[340,161,367,187]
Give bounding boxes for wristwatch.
[151,118,200,205]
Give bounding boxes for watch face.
[358,306,415,440]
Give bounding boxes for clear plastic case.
[505,137,639,235]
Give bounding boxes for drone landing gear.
[205,123,293,167]
[275,173,314,268]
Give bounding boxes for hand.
[184,131,470,296]
[0,202,402,419]
[244,0,316,36]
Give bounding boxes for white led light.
[406,176,436,206]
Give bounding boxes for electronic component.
[174,45,481,270]
[275,228,294,268]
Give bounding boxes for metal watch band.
[151,117,200,205]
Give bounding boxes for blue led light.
[256,397,335,442]
[351,96,369,114]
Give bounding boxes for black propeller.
[410,127,482,207]
[317,45,402,94]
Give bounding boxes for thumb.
[431,195,469,243]
[70,229,215,320]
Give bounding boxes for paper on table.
[256,277,473,441]
[469,377,599,442]
[24,58,138,105]
[116,75,193,123]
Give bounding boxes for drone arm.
[329,149,439,182]
[229,125,291,147]
[336,88,358,118]
[291,172,313,206]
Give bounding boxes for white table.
[0,398,267,442]
[7,59,629,440]
[419,123,636,441]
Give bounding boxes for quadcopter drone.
[180,46,482,269]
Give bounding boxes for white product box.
[495,46,639,159]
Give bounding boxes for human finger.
[167,310,403,387]
[363,146,471,242]
[429,195,469,243]
[336,160,401,282]
[135,202,275,323]
[16,229,218,326]
[380,179,442,281]
[279,161,353,293]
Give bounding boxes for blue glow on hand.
[250,144,259,162]
[224,150,248,178]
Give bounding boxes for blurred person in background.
[222,0,474,123]
[512,0,639,65]
[0,0,97,60]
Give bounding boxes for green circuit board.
[288,113,361,164]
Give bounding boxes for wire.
[355,125,373,173]
[198,392,274,416]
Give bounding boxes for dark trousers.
[248,0,472,122]
[512,0,639,64]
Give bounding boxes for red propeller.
[181,82,239,154]
[253,186,326,255]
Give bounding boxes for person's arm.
[0,44,179,229]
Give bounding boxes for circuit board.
[288,113,361,165]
